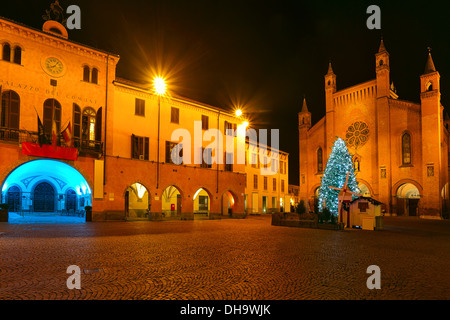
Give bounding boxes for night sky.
[3,0,450,185]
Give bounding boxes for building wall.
[244,142,289,214]
[0,18,118,139]
[112,80,246,174]
[0,18,248,221]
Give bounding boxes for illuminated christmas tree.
[318,138,359,216]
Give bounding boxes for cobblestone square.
[0,215,449,300]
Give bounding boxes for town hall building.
[299,39,449,219]
[0,8,289,223]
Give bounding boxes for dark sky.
[3,0,450,185]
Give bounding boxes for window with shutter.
[43,99,61,136]
[166,141,183,164]
[1,91,20,130]
[91,68,99,84]
[171,108,179,124]
[83,66,90,82]
[225,121,235,136]
[135,98,145,117]
[2,43,11,62]
[202,115,209,130]
[13,47,22,65]
[201,148,213,169]
[131,135,149,160]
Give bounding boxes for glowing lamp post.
[154,77,166,190]
[154,77,166,96]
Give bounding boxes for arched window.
[426,81,433,92]
[91,68,99,84]
[43,99,62,136]
[402,133,412,165]
[66,189,77,212]
[82,108,96,142]
[317,147,323,173]
[7,186,21,213]
[2,43,11,62]
[1,90,20,130]
[73,104,82,145]
[13,47,22,65]
[83,66,90,82]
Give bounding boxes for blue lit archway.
[1,159,92,223]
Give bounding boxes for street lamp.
[154,76,166,190]
[154,77,166,96]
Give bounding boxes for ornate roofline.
[0,16,120,63]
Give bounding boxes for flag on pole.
[52,118,57,148]
[61,122,73,147]
[38,115,45,147]
[34,107,46,147]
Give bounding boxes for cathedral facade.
[299,40,449,219]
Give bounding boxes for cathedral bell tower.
[324,61,336,158]
[299,97,311,200]
[375,38,392,210]
[420,48,444,217]
[298,97,311,129]
[375,39,390,98]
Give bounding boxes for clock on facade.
[42,57,65,77]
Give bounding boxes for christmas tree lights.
[318,138,359,216]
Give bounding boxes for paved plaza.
[0,215,449,300]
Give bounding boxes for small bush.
[296,200,306,215]
[330,213,337,225]
[321,207,331,223]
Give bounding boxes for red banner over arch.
[22,142,78,161]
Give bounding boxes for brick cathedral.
[299,39,449,219]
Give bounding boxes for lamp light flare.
[235,109,243,117]
[154,77,166,95]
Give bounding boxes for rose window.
[345,121,369,148]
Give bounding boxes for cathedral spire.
[424,47,437,74]
[327,60,334,74]
[378,37,388,53]
[301,96,309,113]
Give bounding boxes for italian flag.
[61,122,73,148]
[52,119,57,147]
